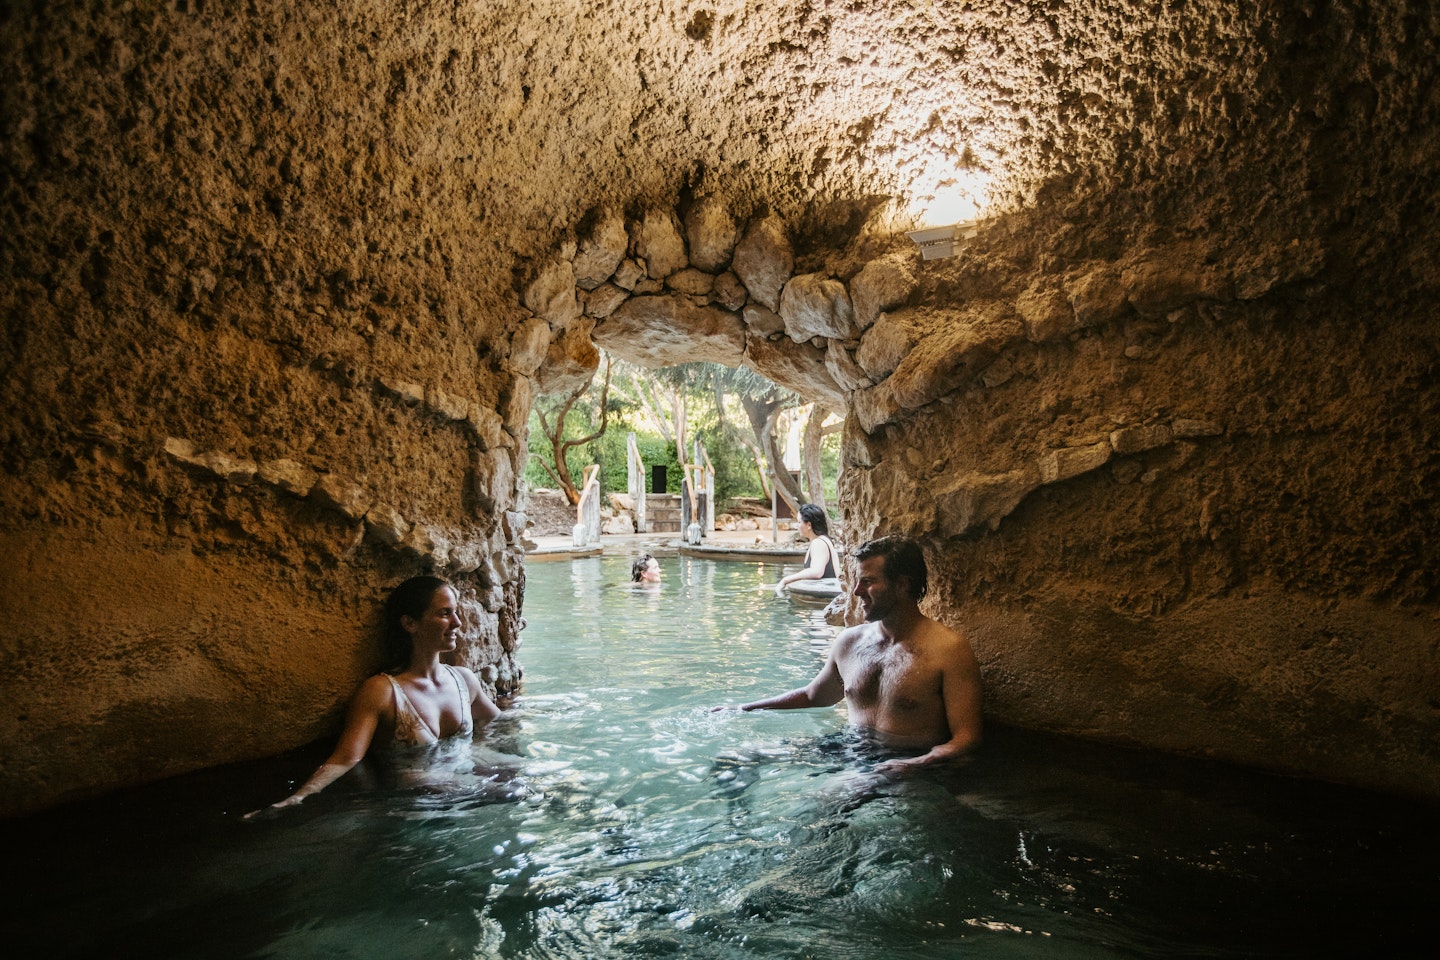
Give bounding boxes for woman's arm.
[775,541,830,594]
[244,675,390,818]
[456,666,503,726]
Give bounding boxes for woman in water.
[774,503,841,597]
[246,575,504,816]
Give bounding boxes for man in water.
[721,535,982,775]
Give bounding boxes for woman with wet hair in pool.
[246,575,504,817]
[773,503,841,597]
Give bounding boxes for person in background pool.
[773,503,841,597]
[631,553,662,584]
[720,535,982,776]
[245,575,504,817]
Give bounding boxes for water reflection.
[3,554,1435,960]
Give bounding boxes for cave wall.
[3,0,1438,816]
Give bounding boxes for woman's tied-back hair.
[853,536,928,599]
[798,503,829,537]
[381,575,452,670]
[631,554,654,582]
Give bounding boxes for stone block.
[522,257,581,330]
[573,207,627,290]
[779,272,858,341]
[633,208,687,279]
[1110,423,1173,455]
[744,332,846,410]
[377,377,425,406]
[848,255,914,331]
[855,310,919,381]
[742,302,785,337]
[1172,418,1223,438]
[665,267,715,296]
[258,458,317,496]
[310,473,371,521]
[583,282,629,319]
[364,502,409,546]
[710,270,748,311]
[508,317,551,377]
[1038,440,1112,484]
[825,341,873,392]
[731,214,793,311]
[427,386,470,421]
[684,195,739,272]
[468,403,508,451]
[595,294,745,367]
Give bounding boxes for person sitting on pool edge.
[631,553,662,584]
[773,503,841,597]
[721,535,982,776]
[246,575,505,817]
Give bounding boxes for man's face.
[853,556,901,622]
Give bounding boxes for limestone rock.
[855,309,921,382]
[427,386,470,422]
[523,257,582,330]
[258,458,317,496]
[779,272,857,342]
[501,376,531,438]
[934,467,1042,535]
[533,319,600,396]
[1066,263,1128,328]
[472,447,515,515]
[612,258,645,291]
[633,209,687,280]
[509,317,552,377]
[583,282,629,319]
[594,294,745,366]
[848,255,914,331]
[711,270,748,311]
[884,303,1025,411]
[665,267,715,296]
[602,512,634,535]
[1016,283,1075,342]
[742,302,785,338]
[825,341,873,392]
[684,195,739,272]
[468,403,508,451]
[1172,418,1223,438]
[1110,423,1173,455]
[744,332,846,410]
[573,207,628,290]
[377,377,425,407]
[200,452,258,484]
[850,380,898,434]
[401,524,449,565]
[1121,249,1230,319]
[364,502,410,546]
[310,474,371,521]
[731,214,793,311]
[1038,440,1113,484]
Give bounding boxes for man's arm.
[875,635,983,775]
[718,642,847,712]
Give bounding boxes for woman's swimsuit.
[386,664,473,746]
[813,535,838,579]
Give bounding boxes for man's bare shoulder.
[917,615,979,662]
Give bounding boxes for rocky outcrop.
[3,0,1438,816]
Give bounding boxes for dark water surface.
[4,554,1436,959]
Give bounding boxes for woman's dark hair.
[853,536,927,599]
[631,554,654,582]
[798,503,829,537]
[381,575,452,669]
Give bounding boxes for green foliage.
[523,358,834,511]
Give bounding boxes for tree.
[529,355,613,505]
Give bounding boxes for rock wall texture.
[2,1,1437,814]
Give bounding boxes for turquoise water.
[4,554,1436,959]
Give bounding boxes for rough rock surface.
[2,0,1439,815]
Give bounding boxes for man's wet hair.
[631,554,654,582]
[853,536,927,599]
